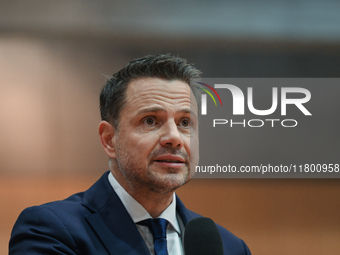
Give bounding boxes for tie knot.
[138,218,169,240]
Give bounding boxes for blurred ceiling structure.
[1,0,340,43]
[1,3,340,255]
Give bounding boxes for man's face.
[112,77,199,194]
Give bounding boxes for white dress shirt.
[108,172,184,255]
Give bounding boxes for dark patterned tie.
[138,218,169,255]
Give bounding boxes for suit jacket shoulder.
[9,184,112,254]
[10,171,251,255]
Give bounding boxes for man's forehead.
[125,78,197,108]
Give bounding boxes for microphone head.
[184,217,224,255]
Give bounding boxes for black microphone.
[184,217,224,255]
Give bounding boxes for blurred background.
[1,1,340,254]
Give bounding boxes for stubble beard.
[115,144,191,195]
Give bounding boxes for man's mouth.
[153,155,186,166]
[155,159,183,163]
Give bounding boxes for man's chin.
[147,170,190,193]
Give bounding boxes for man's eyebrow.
[136,107,167,115]
[186,109,198,119]
[176,108,199,119]
[136,107,197,118]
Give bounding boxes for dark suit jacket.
[10,171,251,255]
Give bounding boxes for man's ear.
[98,121,116,159]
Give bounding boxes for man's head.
[99,54,201,196]
[100,54,201,129]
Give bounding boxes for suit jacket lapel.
[82,171,150,255]
[175,195,201,225]
[81,171,201,255]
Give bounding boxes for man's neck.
[111,169,174,218]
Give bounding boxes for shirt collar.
[108,172,181,234]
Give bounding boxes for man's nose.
[159,121,183,149]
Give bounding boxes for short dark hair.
[100,54,202,128]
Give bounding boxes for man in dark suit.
[9,54,251,255]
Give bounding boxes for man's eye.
[180,118,190,127]
[144,117,155,125]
